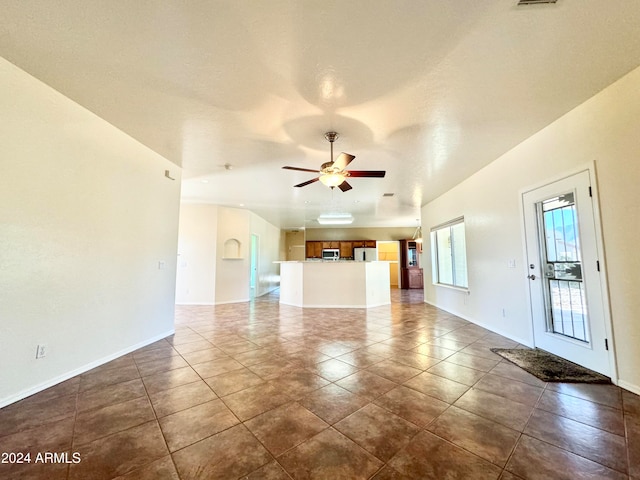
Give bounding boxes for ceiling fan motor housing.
[324,131,339,143]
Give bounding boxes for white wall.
[0,59,181,407]
[175,205,218,304]
[422,66,640,393]
[175,205,282,305]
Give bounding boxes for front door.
[522,170,611,376]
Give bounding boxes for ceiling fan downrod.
[325,131,338,164]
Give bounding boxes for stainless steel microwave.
[322,249,340,260]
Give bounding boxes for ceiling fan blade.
[283,166,321,173]
[338,181,353,192]
[331,153,355,171]
[346,170,386,178]
[294,177,320,188]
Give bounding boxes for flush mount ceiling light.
[317,213,354,225]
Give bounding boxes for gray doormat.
[490,348,611,383]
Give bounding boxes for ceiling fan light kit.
[319,172,347,187]
[282,131,385,192]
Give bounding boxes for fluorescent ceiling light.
[317,213,354,225]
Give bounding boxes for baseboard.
[423,299,532,347]
[175,302,215,306]
[617,379,640,396]
[215,298,250,305]
[0,329,174,409]
[178,289,277,306]
[256,286,279,297]
[286,303,390,309]
[279,300,303,308]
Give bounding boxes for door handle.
[527,274,536,280]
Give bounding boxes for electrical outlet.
[36,344,47,359]
[158,261,166,270]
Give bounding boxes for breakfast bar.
[278,261,391,308]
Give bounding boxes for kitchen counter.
[278,261,391,308]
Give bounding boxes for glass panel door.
[539,193,588,342]
[523,169,611,377]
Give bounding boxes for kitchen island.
[278,261,390,308]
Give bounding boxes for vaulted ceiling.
[2,1,640,229]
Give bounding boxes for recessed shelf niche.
[222,238,242,259]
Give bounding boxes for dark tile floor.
[1,289,638,479]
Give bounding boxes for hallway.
[0,290,638,479]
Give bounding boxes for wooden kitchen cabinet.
[339,241,353,258]
[306,239,377,259]
[402,267,424,289]
[400,239,423,289]
[306,241,323,258]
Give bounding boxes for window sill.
[433,283,470,294]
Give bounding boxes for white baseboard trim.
[256,286,279,297]
[617,380,640,396]
[423,300,634,387]
[423,299,533,347]
[0,329,174,409]
[279,300,303,308]
[279,303,390,309]
[215,298,250,305]
[175,302,215,306]
[177,288,279,307]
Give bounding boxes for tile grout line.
[133,341,181,479]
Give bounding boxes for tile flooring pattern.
[1,290,639,479]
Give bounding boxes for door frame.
[519,162,617,383]
[250,234,259,299]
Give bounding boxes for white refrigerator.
[353,247,378,262]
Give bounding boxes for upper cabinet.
[306,241,323,258]
[340,241,352,258]
[305,239,378,259]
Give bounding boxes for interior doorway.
[250,234,259,299]
[522,169,613,377]
[377,241,400,288]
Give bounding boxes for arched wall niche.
[223,238,242,259]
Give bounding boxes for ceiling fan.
[282,132,385,192]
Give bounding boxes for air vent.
[383,193,395,197]
[518,0,557,4]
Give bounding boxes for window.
[431,217,468,288]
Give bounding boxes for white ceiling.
[2,1,640,229]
